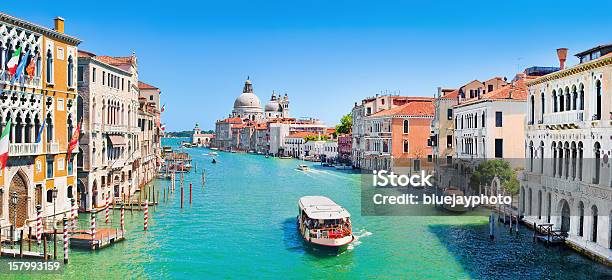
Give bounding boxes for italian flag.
[7,47,22,75]
[0,119,11,170]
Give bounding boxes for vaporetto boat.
[297,196,354,253]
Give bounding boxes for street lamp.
[52,187,58,230]
[11,191,18,243]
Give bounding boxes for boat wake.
[347,229,372,250]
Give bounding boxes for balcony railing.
[0,70,42,88]
[9,143,42,156]
[543,110,584,127]
[105,124,128,133]
[47,142,59,154]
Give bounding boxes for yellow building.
[0,12,80,234]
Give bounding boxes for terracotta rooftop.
[97,55,136,66]
[457,77,528,107]
[139,81,159,90]
[286,132,320,139]
[370,99,435,117]
[218,117,242,124]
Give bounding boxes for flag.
[35,121,46,143]
[26,52,38,77]
[11,49,30,83]
[6,47,22,75]
[161,104,165,113]
[161,124,166,132]
[66,120,82,163]
[0,119,11,171]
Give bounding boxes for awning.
[108,135,126,147]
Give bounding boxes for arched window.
[592,205,598,242]
[578,201,584,237]
[559,89,565,112]
[593,142,601,184]
[67,185,73,198]
[540,93,545,120]
[595,80,602,120]
[552,90,558,112]
[546,192,551,223]
[579,84,584,110]
[403,140,409,153]
[46,113,53,142]
[577,142,583,180]
[403,120,409,133]
[572,86,577,110]
[552,142,557,176]
[565,87,571,111]
[537,190,542,219]
[46,49,53,83]
[530,95,535,124]
[67,55,74,87]
[539,141,544,173]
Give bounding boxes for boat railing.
[308,226,352,239]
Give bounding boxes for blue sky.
[3,1,611,131]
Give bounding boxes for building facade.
[137,82,162,191]
[362,99,434,171]
[521,46,612,264]
[191,123,213,147]
[0,13,80,231]
[76,51,140,211]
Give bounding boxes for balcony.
[543,110,584,128]
[0,70,42,88]
[9,143,42,156]
[105,124,128,133]
[47,142,60,154]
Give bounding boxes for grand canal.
[3,138,611,279]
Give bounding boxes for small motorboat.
[264,154,270,158]
[297,164,310,171]
[279,156,292,159]
[209,152,219,156]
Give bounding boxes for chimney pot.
[54,17,65,34]
[557,48,568,70]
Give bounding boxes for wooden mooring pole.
[53,228,57,260]
[189,183,192,205]
[489,212,494,240]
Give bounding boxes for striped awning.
[108,135,126,147]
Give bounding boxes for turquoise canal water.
[3,137,611,279]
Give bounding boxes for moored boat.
[297,196,354,253]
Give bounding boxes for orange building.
[362,99,434,171]
[0,13,80,231]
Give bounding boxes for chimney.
[54,17,65,34]
[557,48,568,70]
[437,87,442,98]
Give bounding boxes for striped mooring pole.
[71,198,78,230]
[36,205,42,245]
[91,212,96,250]
[63,217,69,264]
[120,204,125,232]
[105,197,110,224]
[144,200,149,231]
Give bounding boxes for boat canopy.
[299,196,351,220]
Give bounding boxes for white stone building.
[76,51,140,211]
[521,46,612,264]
